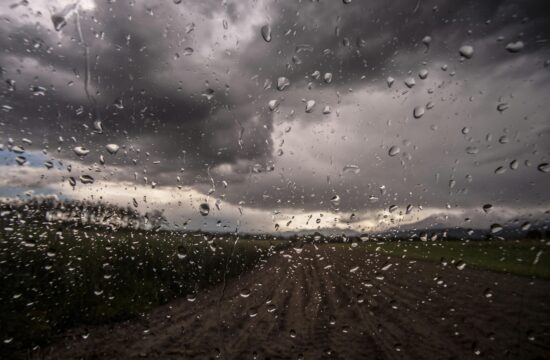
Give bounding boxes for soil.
[39,244,550,359]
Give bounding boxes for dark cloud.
[0,0,549,231]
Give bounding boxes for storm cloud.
[0,0,549,233]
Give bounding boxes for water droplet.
[93,120,103,133]
[490,223,503,233]
[422,35,432,51]
[186,293,196,302]
[15,156,26,166]
[343,0,352,4]
[537,163,549,173]
[418,69,429,79]
[268,100,280,111]
[202,88,215,100]
[261,24,272,42]
[388,146,400,157]
[482,204,492,213]
[79,175,94,184]
[183,47,194,56]
[330,195,340,204]
[239,288,251,298]
[51,14,67,31]
[466,146,479,155]
[73,146,90,157]
[455,260,466,270]
[386,76,395,88]
[404,77,416,88]
[199,203,210,216]
[343,164,360,174]
[413,106,425,119]
[277,77,290,91]
[305,100,316,113]
[323,72,333,83]
[30,86,47,96]
[322,105,331,114]
[459,45,474,59]
[105,144,120,154]
[505,41,524,53]
[289,329,296,338]
[483,288,493,298]
[176,245,187,259]
[496,103,509,112]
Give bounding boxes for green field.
[0,221,287,357]
[360,240,550,279]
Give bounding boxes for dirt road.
[42,245,550,359]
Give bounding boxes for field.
[1,208,549,358]
[42,243,550,359]
[0,218,287,358]
[358,239,550,279]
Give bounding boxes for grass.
[0,217,288,358]
[359,239,550,279]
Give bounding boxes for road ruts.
[39,244,550,360]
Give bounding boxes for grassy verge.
[0,222,287,357]
[359,240,550,279]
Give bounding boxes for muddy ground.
[39,245,550,359]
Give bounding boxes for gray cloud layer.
[0,0,549,231]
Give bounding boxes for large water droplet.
[261,25,272,42]
[505,41,524,53]
[497,103,509,112]
[239,288,251,298]
[343,164,360,174]
[176,245,187,259]
[538,163,549,173]
[459,45,474,59]
[418,69,429,80]
[277,77,290,91]
[413,106,425,119]
[404,77,416,88]
[422,35,432,51]
[74,146,90,157]
[490,223,503,233]
[202,88,215,100]
[199,203,210,216]
[388,146,400,157]
[268,100,280,111]
[386,76,395,88]
[105,144,120,154]
[305,100,316,113]
[79,175,94,184]
[15,156,26,166]
[455,260,466,270]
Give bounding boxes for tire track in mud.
[41,245,550,360]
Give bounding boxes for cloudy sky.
[0,0,549,234]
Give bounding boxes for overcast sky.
[0,0,549,234]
